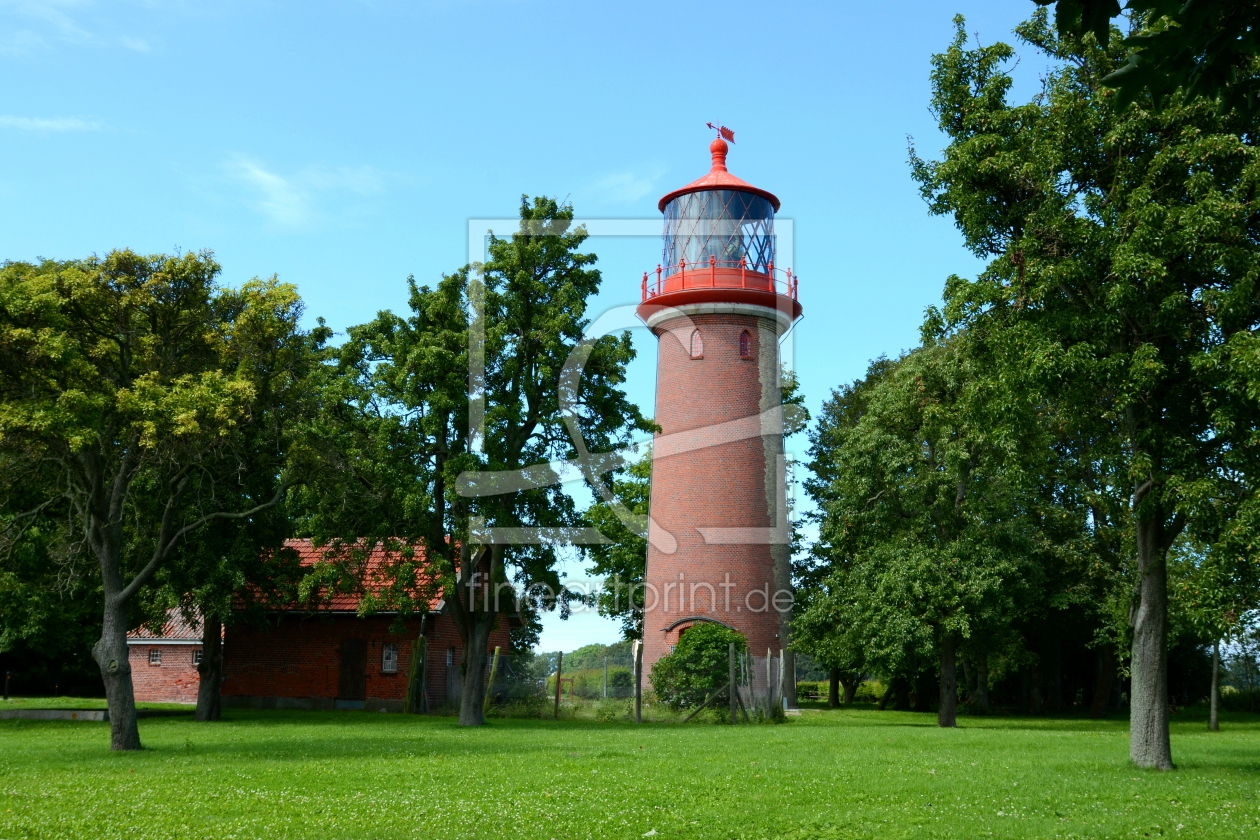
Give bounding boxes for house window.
[446,647,455,667]
[382,643,399,674]
[148,649,162,666]
[690,329,704,359]
[193,650,203,666]
[740,330,752,359]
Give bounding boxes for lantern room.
[640,136,800,320]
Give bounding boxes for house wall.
[128,643,202,704]
[221,613,510,712]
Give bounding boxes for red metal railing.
[641,256,799,302]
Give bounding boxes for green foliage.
[796,681,823,701]
[853,680,884,704]
[649,622,747,711]
[803,341,1045,695]
[1035,0,1260,118]
[562,641,633,672]
[581,458,650,639]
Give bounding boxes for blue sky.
[0,0,1057,651]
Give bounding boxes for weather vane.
[706,122,735,143]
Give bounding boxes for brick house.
[128,539,513,712]
[127,611,205,704]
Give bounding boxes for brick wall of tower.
[642,308,790,674]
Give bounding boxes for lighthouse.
[637,132,802,680]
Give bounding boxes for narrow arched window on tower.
[739,330,752,359]
[690,329,704,358]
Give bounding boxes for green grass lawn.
[0,696,192,711]
[2,704,1258,840]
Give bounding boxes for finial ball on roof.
[709,137,728,155]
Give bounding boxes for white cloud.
[589,168,664,204]
[225,156,311,227]
[0,1,169,54]
[0,0,96,44]
[224,155,388,228]
[0,115,103,130]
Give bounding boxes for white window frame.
[382,643,399,674]
[148,648,162,665]
[193,649,203,666]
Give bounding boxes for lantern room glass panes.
[662,189,775,277]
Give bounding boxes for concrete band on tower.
[636,135,802,706]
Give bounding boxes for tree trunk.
[894,676,912,712]
[878,681,894,711]
[1130,511,1174,769]
[914,671,933,713]
[1049,635,1063,713]
[1090,646,1116,719]
[938,635,958,728]
[828,668,840,708]
[973,652,990,715]
[92,598,141,751]
[1028,661,1044,715]
[195,613,223,722]
[1209,638,1220,732]
[457,615,493,726]
[842,674,858,704]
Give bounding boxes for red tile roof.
[279,538,445,613]
[128,611,202,641]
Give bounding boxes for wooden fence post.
[483,646,501,716]
[729,642,737,725]
[553,651,563,720]
[633,640,643,723]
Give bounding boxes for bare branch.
[115,478,294,605]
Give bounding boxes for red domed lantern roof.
[657,137,781,212]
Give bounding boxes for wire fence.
[733,652,785,722]
[438,645,796,723]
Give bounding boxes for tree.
[649,622,747,712]
[806,341,1040,727]
[0,252,311,749]
[295,197,651,726]
[1035,1,1260,117]
[911,13,1260,766]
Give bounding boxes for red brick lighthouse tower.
[637,131,802,677]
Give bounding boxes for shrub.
[1219,686,1260,713]
[649,623,748,711]
[797,681,824,701]
[854,680,883,703]
[594,699,631,722]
